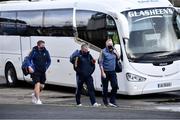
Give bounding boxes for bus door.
[75,10,123,91]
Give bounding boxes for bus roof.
[0,0,173,13]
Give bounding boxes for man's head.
[81,43,89,55]
[37,40,45,50]
[106,39,114,51]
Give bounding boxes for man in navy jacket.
[29,40,51,104]
[70,44,101,107]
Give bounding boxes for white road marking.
[156,106,180,112]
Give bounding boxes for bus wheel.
[82,83,88,96]
[5,64,18,87]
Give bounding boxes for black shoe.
[104,103,109,107]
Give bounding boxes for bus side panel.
[20,37,32,81]
[0,36,3,76]
[30,36,80,87]
[0,36,24,80]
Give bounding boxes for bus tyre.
[5,64,18,87]
[82,84,88,96]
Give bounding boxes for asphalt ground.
[1,76,180,119]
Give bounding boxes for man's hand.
[28,66,34,73]
[74,57,79,68]
[113,49,120,59]
[101,71,106,79]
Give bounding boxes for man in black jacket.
[72,44,100,107]
[29,40,51,104]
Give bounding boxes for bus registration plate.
[158,82,172,88]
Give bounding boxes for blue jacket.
[22,56,35,76]
[99,48,116,71]
[70,49,80,64]
[29,46,51,73]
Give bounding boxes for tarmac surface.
[1,76,180,119]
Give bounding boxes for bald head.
[106,39,113,47]
[81,43,89,53]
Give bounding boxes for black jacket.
[75,51,95,77]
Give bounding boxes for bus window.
[173,11,180,39]
[17,11,43,36]
[106,15,120,45]
[176,16,180,30]
[0,12,17,35]
[44,9,73,37]
[0,12,2,35]
[76,10,120,49]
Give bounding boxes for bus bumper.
[141,79,180,94]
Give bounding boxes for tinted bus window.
[44,9,73,36]
[76,10,119,49]
[0,12,17,35]
[0,12,2,34]
[17,11,43,36]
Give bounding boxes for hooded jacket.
[29,46,51,73]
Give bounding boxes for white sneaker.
[31,93,37,104]
[108,103,118,107]
[77,104,82,106]
[36,99,42,105]
[93,103,101,107]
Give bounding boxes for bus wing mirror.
[175,8,180,14]
[119,14,129,39]
[173,9,180,39]
[114,44,123,61]
[114,44,121,55]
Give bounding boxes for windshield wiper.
[161,50,180,57]
[128,51,172,62]
[139,51,170,57]
[133,51,171,60]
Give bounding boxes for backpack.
[70,50,80,64]
[21,56,31,76]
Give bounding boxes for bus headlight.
[126,73,146,82]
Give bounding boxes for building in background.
[169,0,180,6]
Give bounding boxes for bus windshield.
[123,8,180,62]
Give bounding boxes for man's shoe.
[31,93,37,104]
[108,103,118,107]
[103,102,109,107]
[77,104,82,106]
[93,103,101,107]
[36,99,42,105]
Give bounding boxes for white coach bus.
[0,0,180,95]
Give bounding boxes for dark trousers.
[102,71,118,105]
[76,74,96,105]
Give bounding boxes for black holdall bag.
[115,58,122,73]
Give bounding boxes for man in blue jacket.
[29,40,51,104]
[70,44,101,107]
[99,39,120,107]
